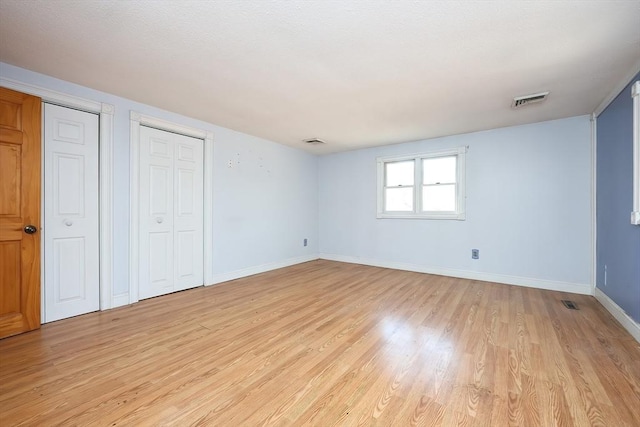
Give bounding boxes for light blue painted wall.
[319,116,592,288]
[0,62,319,297]
[596,71,640,323]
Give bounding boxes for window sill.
[376,212,466,220]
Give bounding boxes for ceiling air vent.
[303,138,326,145]
[512,91,550,109]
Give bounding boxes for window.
[377,147,466,219]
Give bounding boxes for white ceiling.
[1,1,639,154]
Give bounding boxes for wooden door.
[44,103,99,322]
[138,126,203,300]
[0,87,41,339]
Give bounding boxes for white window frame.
[632,81,640,225]
[377,147,466,220]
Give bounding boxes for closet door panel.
[139,126,203,299]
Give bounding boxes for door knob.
[64,219,73,226]
[156,217,163,224]
[24,225,37,234]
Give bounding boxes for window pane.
[385,187,413,211]
[386,161,414,187]
[423,156,456,184]
[422,184,456,211]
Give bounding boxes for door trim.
[0,77,115,312]
[129,111,214,304]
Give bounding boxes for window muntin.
[377,147,466,220]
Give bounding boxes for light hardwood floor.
[1,260,639,426]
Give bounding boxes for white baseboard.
[594,287,640,343]
[319,254,592,295]
[112,293,131,308]
[210,254,319,285]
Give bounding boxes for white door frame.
[129,111,214,304]
[0,77,115,314]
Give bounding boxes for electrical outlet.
[471,249,479,260]
[303,238,308,247]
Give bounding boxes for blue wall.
[320,116,592,293]
[596,71,640,323]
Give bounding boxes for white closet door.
[173,134,204,291]
[139,126,203,300]
[139,126,174,299]
[44,103,99,322]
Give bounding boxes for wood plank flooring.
[1,260,639,426]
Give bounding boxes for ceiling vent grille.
[303,138,326,145]
[512,91,550,109]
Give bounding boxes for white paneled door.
[44,103,99,322]
[139,126,204,300]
